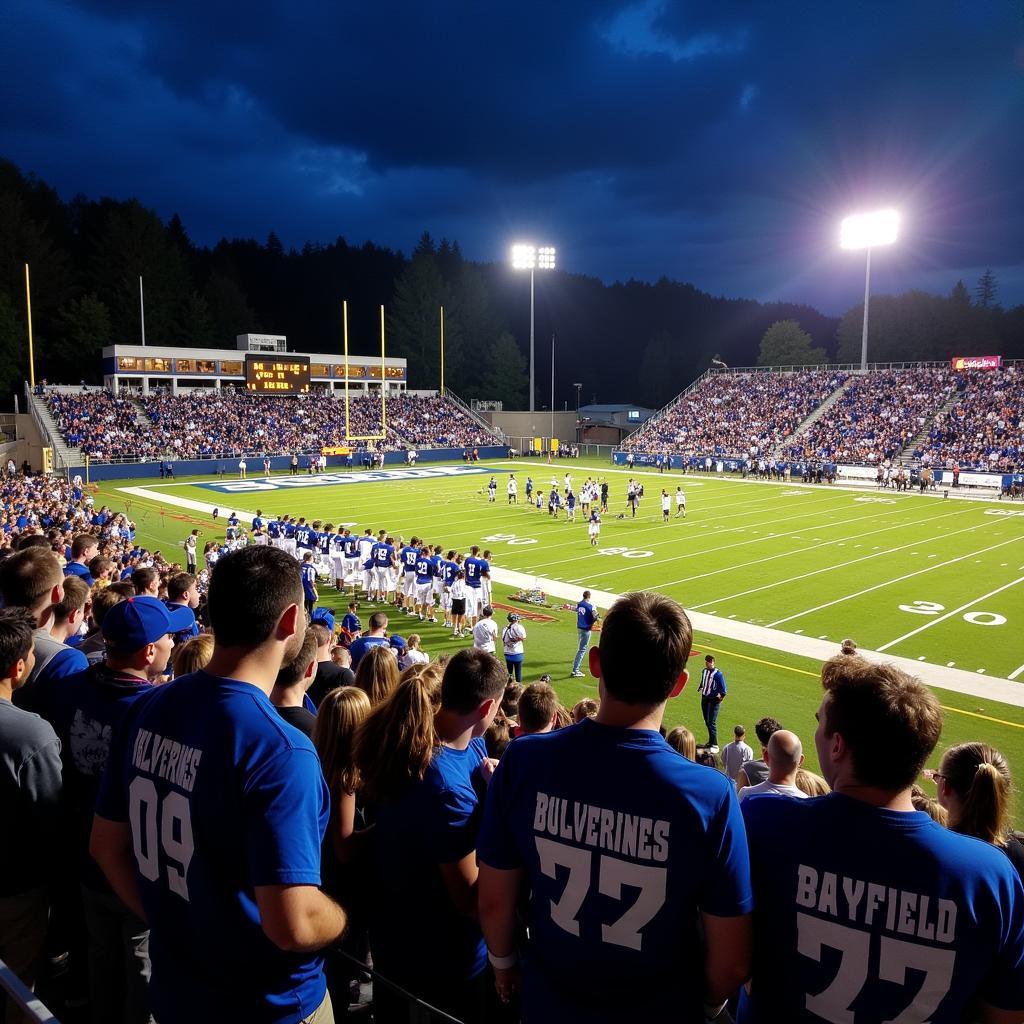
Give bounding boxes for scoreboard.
[245,355,311,394]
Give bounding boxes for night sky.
[4,1,1023,314]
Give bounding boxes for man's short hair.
[0,548,63,610]
[90,587,128,628]
[598,591,692,705]
[734,724,745,738]
[441,648,508,714]
[88,555,113,579]
[0,607,36,671]
[167,572,195,602]
[107,580,137,598]
[518,683,560,734]
[309,622,333,650]
[275,630,318,689]
[52,575,90,625]
[71,533,99,559]
[754,717,782,746]
[820,655,942,791]
[207,547,304,648]
[131,567,159,594]
[368,612,388,631]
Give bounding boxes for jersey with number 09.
[740,792,1024,1023]
[478,719,752,1022]
[94,671,330,1023]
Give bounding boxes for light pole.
[574,382,582,444]
[840,209,900,370]
[511,243,556,411]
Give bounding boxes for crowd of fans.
[623,364,1022,473]
[2,458,1022,1024]
[44,388,501,463]
[621,370,849,459]
[914,365,1024,471]
[790,367,958,464]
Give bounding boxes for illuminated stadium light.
[511,244,537,269]
[840,209,900,370]
[511,242,557,411]
[840,208,900,250]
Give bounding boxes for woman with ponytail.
[936,742,1024,876]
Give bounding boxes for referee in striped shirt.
[699,654,727,752]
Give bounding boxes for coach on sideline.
[91,547,346,1024]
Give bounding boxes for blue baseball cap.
[389,634,406,650]
[311,608,335,632]
[102,596,196,653]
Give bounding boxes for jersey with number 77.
[478,718,752,1022]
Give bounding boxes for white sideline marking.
[876,577,1024,652]
[120,483,1024,700]
[1009,664,1024,681]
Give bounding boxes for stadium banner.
[321,446,352,456]
[71,445,508,481]
[837,465,879,482]
[934,470,1008,489]
[533,437,543,452]
[951,355,1001,370]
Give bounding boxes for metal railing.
[0,957,59,1022]
[443,388,506,443]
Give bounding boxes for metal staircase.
[898,390,961,464]
[25,387,78,470]
[770,375,856,457]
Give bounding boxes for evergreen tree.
[0,291,26,398]
[975,268,998,309]
[475,332,526,406]
[53,293,111,374]
[757,320,826,366]
[390,248,457,389]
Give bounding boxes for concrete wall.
[485,411,577,442]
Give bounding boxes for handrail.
[0,956,60,1022]
[443,388,505,443]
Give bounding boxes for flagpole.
[139,276,146,346]
[439,305,445,395]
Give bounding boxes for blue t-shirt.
[741,792,1024,1023]
[415,556,433,586]
[576,601,597,630]
[343,535,359,557]
[372,542,394,567]
[295,525,314,549]
[464,557,483,589]
[267,520,281,539]
[95,671,330,1024]
[478,719,752,1022]
[441,560,459,586]
[317,532,331,555]
[400,545,419,574]
[301,563,317,599]
[341,612,362,635]
[348,634,389,669]
[369,737,489,987]
[64,561,95,587]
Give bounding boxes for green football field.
[95,456,1024,815]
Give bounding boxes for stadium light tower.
[511,243,556,411]
[840,209,900,370]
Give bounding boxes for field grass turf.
[96,457,1024,820]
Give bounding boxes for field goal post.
[342,300,387,443]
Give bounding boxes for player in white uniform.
[330,529,347,590]
[507,476,518,504]
[588,509,601,546]
[661,490,671,522]
[480,549,493,609]
[675,486,686,518]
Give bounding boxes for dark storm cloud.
[3,0,1022,311]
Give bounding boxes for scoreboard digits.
[245,355,311,395]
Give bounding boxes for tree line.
[2,159,1022,412]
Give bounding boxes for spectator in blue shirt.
[698,654,728,752]
[742,655,1024,1023]
[478,591,752,1021]
[49,594,194,1024]
[64,533,99,586]
[90,546,346,1024]
[348,611,390,670]
[570,590,599,677]
[355,648,507,1024]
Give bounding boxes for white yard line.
[876,577,1024,652]
[764,535,1022,627]
[122,483,1024,699]
[569,503,972,584]
[1009,664,1024,682]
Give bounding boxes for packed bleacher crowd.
[44,388,501,462]
[915,365,1024,471]
[3,463,1024,1024]
[790,367,958,464]
[621,370,849,459]
[45,390,142,459]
